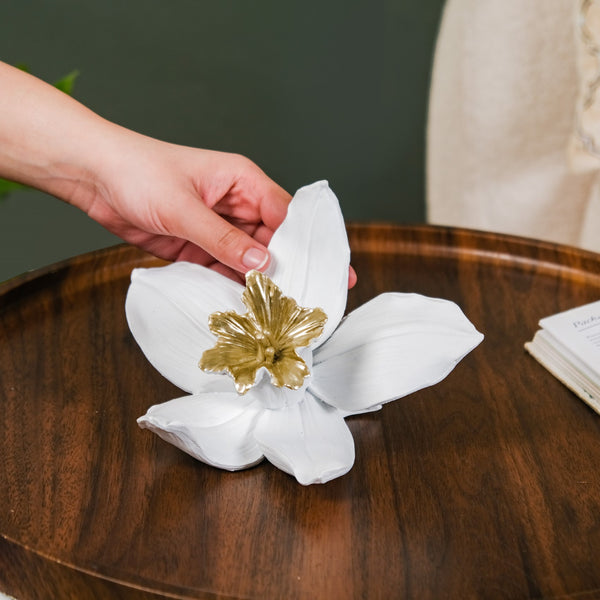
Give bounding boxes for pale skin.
[0,61,357,286]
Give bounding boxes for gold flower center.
[262,345,276,363]
[199,271,327,394]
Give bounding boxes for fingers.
[348,266,357,289]
[259,181,292,231]
[175,209,358,288]
[168,196,271,274]
[163,186,357,287]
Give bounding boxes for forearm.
[0,61,118,206]
[0,61,301,280]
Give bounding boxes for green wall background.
[0,1,445,282]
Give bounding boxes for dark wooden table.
[1,224,600,600]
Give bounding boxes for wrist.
[0,62,112,210]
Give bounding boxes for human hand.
[74,128,357,286]
[78,133,292,281]
[0,60,356,286]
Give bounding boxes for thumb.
[171,199,270,273]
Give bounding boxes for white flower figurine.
[126,181,483,485]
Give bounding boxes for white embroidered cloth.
[427,0,600,252]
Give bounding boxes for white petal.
[338,405,382,418]
[125,262,244,394]
[137,392,264,470]
[311,293,484,412]
[265,181,349,346]
[253,392,355,485]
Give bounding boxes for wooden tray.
[2,224,600,599]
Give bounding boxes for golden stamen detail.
[199,270,327,394]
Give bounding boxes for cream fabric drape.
[427,0,600,252]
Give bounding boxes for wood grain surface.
[1,224,600,600]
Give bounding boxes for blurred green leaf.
[0,179,27,199]
[53,69,80,94]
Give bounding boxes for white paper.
[525,299,600,412]
[538,300,600,373]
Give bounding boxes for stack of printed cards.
[525,300,600,414]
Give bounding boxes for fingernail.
[242,247,269,271]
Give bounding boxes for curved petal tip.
[253,394,355,485]
[138,393,264,471]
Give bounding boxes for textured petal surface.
[311,293,484,412]
[137,393,264,470]
[200,310,263,393]
[243,271,327,348]
[265,181,350,346]
[279,306,328,348]
[253,392,355,485]
[125,262,244,394]
[268,350,310,389]
[207,310,260,344]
